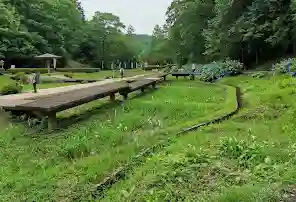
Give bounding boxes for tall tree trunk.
[255,47,259,65]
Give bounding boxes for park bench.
[120,79,158,100]
[171,71,199,80]
[4,81,129,129]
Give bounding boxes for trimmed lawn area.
[0,80,233,201]
[103,75,296,202]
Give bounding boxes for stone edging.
[91,83,242,199]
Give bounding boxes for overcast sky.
[80,0,172,34]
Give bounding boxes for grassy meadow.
[103,75,296,202]
[0,80,233,201]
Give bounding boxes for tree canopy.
[0,0,146,68]
[161,0,296,67]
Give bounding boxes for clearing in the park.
[1,66,296,201]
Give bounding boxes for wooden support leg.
[176,76,178,80]
[141,87,145,93]
[110,93,115,102]
[48,112,57,130]
[123,94,128,100]
[152,83,156,89]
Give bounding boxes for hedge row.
[5,65,175,74]
[143,64,173,71]
[7,68,101,74]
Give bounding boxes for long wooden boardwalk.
[0,73,167,129]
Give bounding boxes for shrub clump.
[0,82,23,95]
[273,58,296,74]
[199,60,243,82]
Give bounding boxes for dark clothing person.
[32,72,40,93]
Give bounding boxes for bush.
[7,68,100,74]
[223,59,244,76]
[199,62,223,82]
[64,73,73,78]
[199,60,243,82]
[0,82,23,95]
[273,58,296,74]
[8,68,48,74]
[11,72,28,84]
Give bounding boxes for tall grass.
[0,80,230,201]
[103,75,296,202]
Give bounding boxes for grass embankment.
[104,75,296,202]
[0,80,232,201]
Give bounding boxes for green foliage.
[103,75,296,201]
[8,68,48,74]
[1,1,140,69]
[0,82,22,95]
[8,68,100,74]
[199,60,243,82]
[218,136,264,167]
[11,72,28,84]
[273,58,296,74]
[165,0,296,66]
[0,80,229,200]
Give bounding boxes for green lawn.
[0,80,233,201]
[48,69,147,80]
[103,75,296,202]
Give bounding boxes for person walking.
[120,67,124,79]
[32,71,40,93]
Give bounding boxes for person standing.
[120,67,124,78]
[32,71,40,93]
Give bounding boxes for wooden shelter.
[35,53,61,73]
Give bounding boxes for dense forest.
[149,0,296,67]
[2,0,296,68]
[0,0,154,68]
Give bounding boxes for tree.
[163,0,296,67]
[127,25,135,35]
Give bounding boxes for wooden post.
[46,60,51,74]
[110,93,115,102]
[152,83,156,89]
[122,94,128,100]
[48,112,57,130]
[141,87,145,93]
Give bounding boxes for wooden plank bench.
[120,79,158,100]
[171,71,198,80]
[125,72,169,83]
[5,81,129,129]
[158,72,169,80]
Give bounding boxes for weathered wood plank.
[13,81,129,113]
